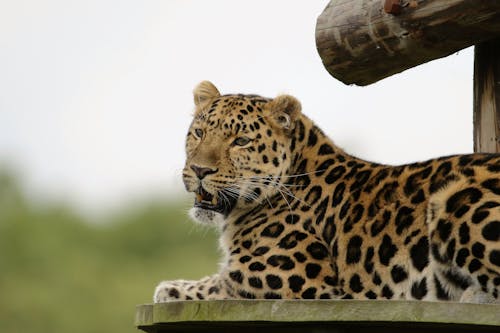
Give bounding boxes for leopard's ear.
[193,81,220,108]
[267,94,301,130]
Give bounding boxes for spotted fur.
[154,81,500,303]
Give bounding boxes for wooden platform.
[135,300,500,333]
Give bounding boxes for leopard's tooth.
[195,193,203,203]
[212,196,218,206]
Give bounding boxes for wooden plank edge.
[135,300,500,327]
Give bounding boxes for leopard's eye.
[194,128,204,138]
[233,136,252,146]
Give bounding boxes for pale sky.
[0,0,474,213]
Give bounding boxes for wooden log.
[474,38,500,153]
[316,0,500,86]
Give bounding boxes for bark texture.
[316,0,500,86]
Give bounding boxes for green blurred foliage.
[0,169,219,333]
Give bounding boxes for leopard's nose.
[190,165,218,179]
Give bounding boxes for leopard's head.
[183,81,301,224]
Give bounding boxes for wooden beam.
[316,0,500,86]
[474,38,500,153]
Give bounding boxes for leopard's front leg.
[153,274,227,302]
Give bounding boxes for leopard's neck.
[288,114,376,178]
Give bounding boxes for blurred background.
[1,1,474,332]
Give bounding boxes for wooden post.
[474,38,500,153]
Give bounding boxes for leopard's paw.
[460,287,498,304]
[153,281,186,303]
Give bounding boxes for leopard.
[154,81,500,303]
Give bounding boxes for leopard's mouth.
[194,186,218,209]
[193,186,237,216]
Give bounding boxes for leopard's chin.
[188,207,225,227]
